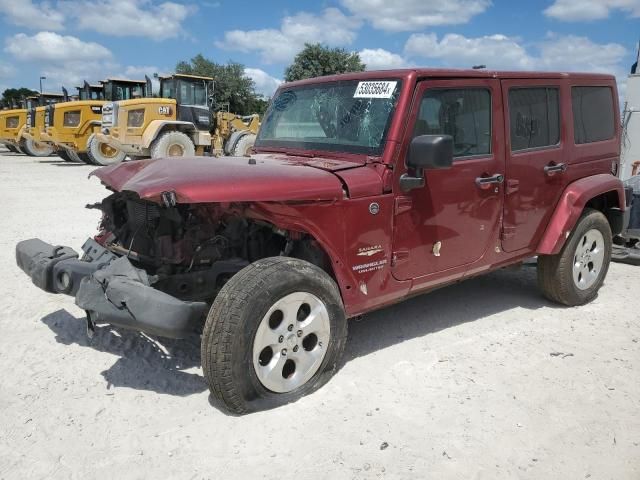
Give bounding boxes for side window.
[572,86,615,144]
[414,88,491,158]
[509,87,559,151]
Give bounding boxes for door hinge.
[391,250,409,267]
[501,226,516,240]
[506,179,519,195]
[394,196,412,215]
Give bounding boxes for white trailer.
[621,55,640,181]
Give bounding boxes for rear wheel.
[201,257,347,414]
[78,152,94,165]
[150,131,195,158]
[232,133,256,157]
[5,144,19,153]
[21,139,54,157]
[87,134,125,166]
[65,149,84,163]
[57,149,74,162]
[538,208,612,306]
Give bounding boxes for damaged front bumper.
[16,238,207,338]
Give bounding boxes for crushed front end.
[15,191,287,338]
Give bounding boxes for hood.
[91,154,350,204]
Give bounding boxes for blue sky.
[0,0,638,98]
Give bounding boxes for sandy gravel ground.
[0,148,639,480]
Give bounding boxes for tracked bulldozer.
[95,73,260,160]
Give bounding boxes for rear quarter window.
[572,86,615,144]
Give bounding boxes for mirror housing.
[400,135,454,192]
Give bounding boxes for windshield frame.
[255,78,403,157]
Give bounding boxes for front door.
[392,78,505,282]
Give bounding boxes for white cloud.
[405,33,534,70]
[536,34,627,72]
[0,63,15,79]
[61,0,195,40]
[244,68,282,97]
[5,32,112,63]
[217,8,361,63]
[341,0,491,31]
[358,48,410,70]
[5,32,116,89]
[544,0,640,21]
[403,32,628,101]
[0,0,65,30]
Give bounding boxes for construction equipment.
[0,93,65,156]
[41,77,152,164]
[95,73,260,160]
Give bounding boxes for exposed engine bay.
[88,192,299,302]
[87,192,332,303]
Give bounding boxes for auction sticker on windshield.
[353,81,398,99]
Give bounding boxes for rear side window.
[414,88,491,158]
[509,88,560,151]
[572,86,615,144]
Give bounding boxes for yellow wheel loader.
[42,78,152,165]
[0,103,27,154]
[95,73,260,160]
[0,94,65,157]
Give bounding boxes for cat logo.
[158,106,171,115]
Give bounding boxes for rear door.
[501,79,568,252]
[391,78,505,281]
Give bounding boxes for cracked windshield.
[256,80,401,155]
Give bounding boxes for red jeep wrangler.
[16,69,625,413]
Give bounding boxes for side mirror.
[400,135,454,192]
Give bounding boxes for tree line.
[1,43,366,113]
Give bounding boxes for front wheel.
[150,131,195,158]
[21,139,54,157]
[201,257,347,414]
[87,134,126,166]
[232,133,256,157]
[538,208,612,306]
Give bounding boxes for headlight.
[127,109,145,128]
[63,111,81,127]
[6,116,19,129]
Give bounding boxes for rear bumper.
[16,238,207,338]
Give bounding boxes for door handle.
[475,174,504,190]
[543,163,567,176]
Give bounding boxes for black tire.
[538,208,612,306]
[232,133,256,157]
[78,152,94,165]
[20,138,54,157]
[57,149,74,162]
[87,133,125,166]
[201,257,347,414]
[150,131,195,158]
[65,149,84,163]
[6,144,19,153]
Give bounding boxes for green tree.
[1,88,38,109]
[284,43,366,82]
[176,54,262,115]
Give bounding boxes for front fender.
[141,120,195,148]
[536,174,625,255]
